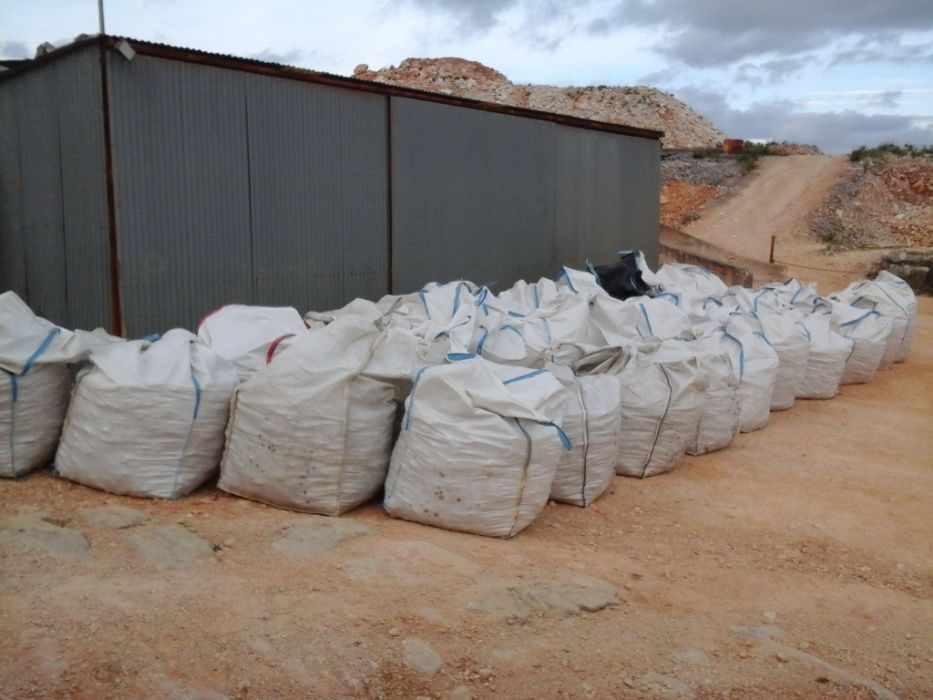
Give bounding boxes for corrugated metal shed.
[0,36,662,335]
[0,43,110,330]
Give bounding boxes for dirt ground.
[3,154,932,698]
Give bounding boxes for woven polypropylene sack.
[55,330,238,498]
[797,314,853,399]
[719,319,780,433]
[682,336,740,455]
[1,365,70,478]
[219,313,399,516]
[577,342,703,478]
[549,368,621,506]
[384,357,569,538]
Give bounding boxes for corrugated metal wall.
[107,53,389,335]
[3,45,660,335]
[0,44,111,330]
[390,98,660,294]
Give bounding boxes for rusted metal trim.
[97,37,123,336]
[114,39,664,141]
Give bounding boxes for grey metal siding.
[0,45,110,330]
[390,97,558,294]
[245,76,388,310]
[107,54,389,335]
[554,126,661,268]
[107,53,254,336]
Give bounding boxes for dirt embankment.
[352,57,724,149]
[811,154,933,249]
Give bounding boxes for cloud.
[589,0,933,67]
[406,0,519,35]
[829,33,933,66]
[0,40,30,59]
[674,85,933,153]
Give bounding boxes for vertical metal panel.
[390,97,557,294]
[554,126,661,268]
[107,53,253,336]
[0,76,27,298]
[0,45,110,331]
[245,75,388,310]
[54,46,112,331]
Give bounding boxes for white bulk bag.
[797,314,853,399]
[816,299,891,385]
[835,278,908,369]
[577,341,704,478]
[682,336,740,455]
[0,291,102,478]
[732,290,810,410]
[197,305,308,382]
[654,263,728,320]
[719,320,780,433]
[590,294,693,346]
[873,271,918,362]
[549,367,621,506]
[384,356,570,538]
[219,312,399,516]
[762,278,820,314]
[55,329,238,498]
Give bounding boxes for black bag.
[591,251,653,301]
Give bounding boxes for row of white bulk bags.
[0,291,119,478]
[576,341,704,478]
[219,308,401,516]
[56,329,238,498]
[197,304,308,382]
[384,356,570,538]
[548,366,621,506]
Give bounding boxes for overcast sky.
[3,0,932,153]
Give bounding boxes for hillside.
[352,58,724,149]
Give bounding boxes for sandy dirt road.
[684,155,882,290]
[1,315,931,699]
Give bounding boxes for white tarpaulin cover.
[577,341,703,478]
[797,314,853,399]
[197,305,308,382]
[56,329,238,498]
[549,367,621,506]
[0,292,115,478]
[219,311,400,515]
[682,336,740,455]
[384,356,569,538]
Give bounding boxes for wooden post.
[769,235,776,264]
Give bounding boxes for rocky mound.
[353,58,724,149]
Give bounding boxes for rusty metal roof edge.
[0,34,663,141]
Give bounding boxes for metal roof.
[0,35,663,141]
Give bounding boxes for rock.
[776,652,789,663]
[671,650,712,667]
[83,505,145,530]
[464,575,618,623]
[0,513,90,556]
[449,685,473,700]
[128,525,214,569]
[641,672,694,698]
[763,610,777,621]
[353,63,368,76]
[402,638,442,676]
[271,518,372,556]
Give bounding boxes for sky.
[2,0,933,153]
